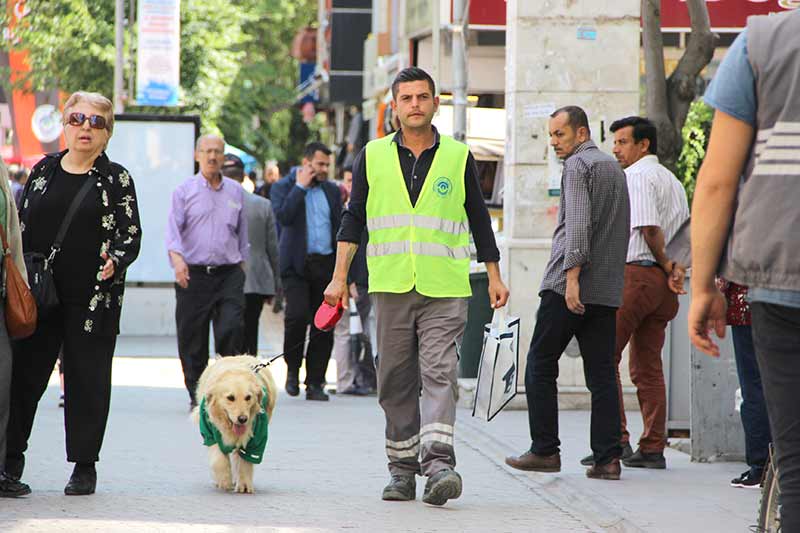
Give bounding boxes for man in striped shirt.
[584,116,689,470]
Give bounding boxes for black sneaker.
[622,448,666,469]
[731,469,763,489]
[422,469,462,506]
[0,472,31,498]
[382,474,416,501]
[581,442,633,466]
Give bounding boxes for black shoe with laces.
[730,469,763,489]
[306,385,329,401]
[581,442,633,466]
[286,371,300,397]
[622,448,666,469]
[0,472,31,498]
[64,463,97,496]
[382,474,416,501]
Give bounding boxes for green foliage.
[1,0,318,167]
[676,100,714,206]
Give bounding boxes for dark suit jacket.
[271,172,342,278]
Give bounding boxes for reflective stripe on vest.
[367,214,469,236]
[365,133,472,298]
[367,241,472,260]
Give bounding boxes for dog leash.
[256,328,328,368]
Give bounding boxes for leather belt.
[188,264,238,275]
[627,260,658,267]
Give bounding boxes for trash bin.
[458,271,494,378]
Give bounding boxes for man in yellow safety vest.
[325,67,509,506]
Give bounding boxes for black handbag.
[24,177,95,319]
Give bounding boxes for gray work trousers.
[373,290,468,477]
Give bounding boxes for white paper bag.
[472,308,520,421]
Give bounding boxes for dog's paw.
[235,481,254,494]
[215,477,234,491]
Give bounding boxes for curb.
[457,415,647,533]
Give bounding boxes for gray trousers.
[0,305,11,472]
[374,290,468,477]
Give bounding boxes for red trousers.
[615,265,679,453]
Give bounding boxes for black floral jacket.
[19,150,142,335]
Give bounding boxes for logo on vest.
[434,176,452,198]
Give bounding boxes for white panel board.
[106,116,198,283]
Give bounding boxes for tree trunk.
[642,0,715,171]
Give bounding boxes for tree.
[642,0,716,171]
[1,0,318,165]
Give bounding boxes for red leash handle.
[314,301,344,332]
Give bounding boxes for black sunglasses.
[66,112,108,130]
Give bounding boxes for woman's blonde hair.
[62,91,115,135]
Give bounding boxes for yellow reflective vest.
[365,133,472,298]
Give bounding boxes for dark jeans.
[282,253,335,387]
[730,325,771,474]
[243,293,267,356]
[175,265,245,401]
[751,303,800,532]
[7,304,117,473]
[526,291,622,465]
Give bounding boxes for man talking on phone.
[270,142,343,401]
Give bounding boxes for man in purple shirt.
[166,134,249,409]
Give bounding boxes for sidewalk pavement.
[1,356,759,533]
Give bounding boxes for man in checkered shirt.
[506,106,631,480]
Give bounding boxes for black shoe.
[622,448,666,469]
[306,385,329,401]
[64,463,97,496]
[286,371,300,397]
[382,474,416,501]
[340,385,369,396]
[0,472,31,498]
[422,469,462,506]
[731,469,763,489]
[581,442,633,466]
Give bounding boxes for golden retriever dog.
[192,355,277,493]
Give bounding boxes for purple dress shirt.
[166,173,249,266]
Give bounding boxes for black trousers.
[243,293,266,356]
[525,290,622,464]
[282,253,335,387]
[751,302,800,532]
[6,304,117,470]
[175,265,245,401]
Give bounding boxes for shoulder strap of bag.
[49,176,96,261]
[0,222,9,254]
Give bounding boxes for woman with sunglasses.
[2,92,141,496]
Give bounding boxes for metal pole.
[452,0,468,142]
[128,0,136,104]
[114,0,125,113]
[431,0,440,95]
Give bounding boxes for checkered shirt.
[540,140,631,308]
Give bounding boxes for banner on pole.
[136,0,180,106]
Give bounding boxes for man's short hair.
[391,67,436,100]
[304,141,331,160]
[551,106,591,137]
[221,153,245,179]
[609,116,658,155]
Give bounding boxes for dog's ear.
[252,386,264,413]
[205,392,214,407]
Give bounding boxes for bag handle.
[489,306,508,337]
[48,176,96,264]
